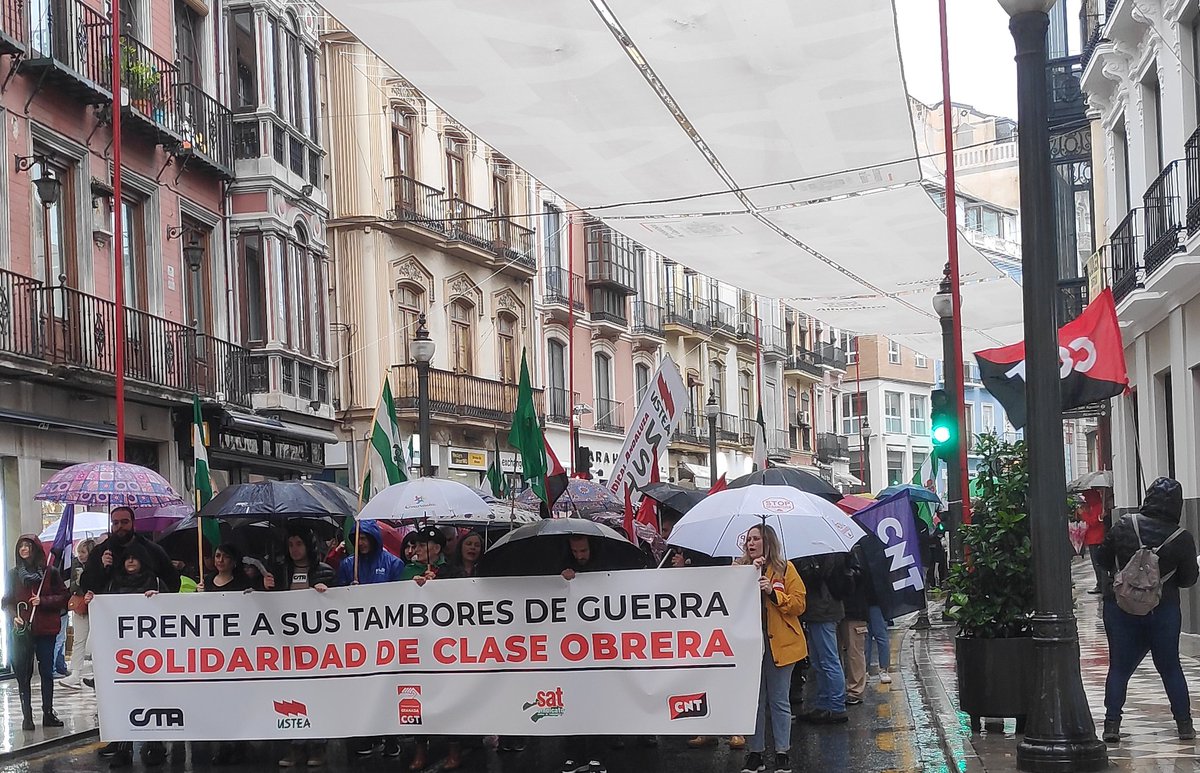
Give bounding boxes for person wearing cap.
[408,524,464,770]
[402,525,463,582]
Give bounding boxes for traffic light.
[930,388,956,454]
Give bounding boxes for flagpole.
[195,487,204,586]
[567,215,576,475]
[353,375,391,583]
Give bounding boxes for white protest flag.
[608,355,688,498]
[361,378,407,503]
[89,567,762,740]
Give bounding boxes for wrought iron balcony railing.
[393,364,542,424]
[388,174,446,231]
[1110,208,1143,303]
[594,397,624,433]
[544,267,585,310]
[631,300,663,337]
[1142,159,1185,275]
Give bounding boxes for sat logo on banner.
[88,567,762,740]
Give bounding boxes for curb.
[905,623,982,773]
[0,727,99,764]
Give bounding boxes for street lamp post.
[704,392,720,487]
[933,267,963,562]
[860,420,872,491]
[412,313,435,478]
[999,1,1107,769]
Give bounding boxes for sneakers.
[846,696,864,706]
[382,738,401,757]
[774,752,792,773]
[1179,718,1195,741]
[741,752,766,772]
[1102,720,1120,743]
[58,679,82,690]
[279,748,304,767]
[83,678,95,689]
[306,750,325,768]
[879,672,893,684]
[99,742,122,759]
[801,709,849,724]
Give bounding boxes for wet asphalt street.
[0,652,948,773]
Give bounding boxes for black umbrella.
[478,518,647,577]
[157,515,273,561]
[639,482,706,515]
[200,480,358,520]
[728,467,842,503]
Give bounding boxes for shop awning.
[321,0,1024,356]
[223,411,340,444]
[0,407,117,437]
[679,463,711,487]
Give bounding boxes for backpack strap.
[1155,527,1187,554]
[1132,515,1145,548]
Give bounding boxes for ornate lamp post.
[704,392,720,487]
[859,417,872,492]
[412,313,435,477]
[998,0,1107,768]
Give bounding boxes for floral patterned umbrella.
[36,461,184,508]
[515,478,621,517]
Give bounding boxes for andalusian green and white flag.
[192,396,220,548]
[361,378,408,504]
[911,452,941,530]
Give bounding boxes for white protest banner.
[90,566,762,740]
[607,354,688,498]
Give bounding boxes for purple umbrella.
[516,478,621,517]
[36,461,184,508]
[136,502,194,533]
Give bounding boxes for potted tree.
[944,432,1035,733]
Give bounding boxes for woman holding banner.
[3,535,68,731]
[736,524,806,773]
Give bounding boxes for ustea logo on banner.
[669,693,709,720]
[273,700,311,730]
[523,688,565,722]
[129,708,184,729]
[398,686,422,726]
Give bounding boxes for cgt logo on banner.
[129,708,183,729]
[398,686,422,726]
[669,692,709,720]
[523,688,565,722]
[274,700,310,730]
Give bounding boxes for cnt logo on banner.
[88,567,762,740]
[607,355,689,499]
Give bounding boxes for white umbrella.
[38,511,111,544]
[666,484,866,560]
[356,478,491,524]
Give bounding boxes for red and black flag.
[974,288,1128,429]
[541,438,569,518]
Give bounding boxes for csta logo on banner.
[129,708,184,729]
[523,688,565,722]
[273,700,311,730]
[668,692,709,720]
[398,686,423,726]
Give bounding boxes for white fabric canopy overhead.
[322,0,1024,356]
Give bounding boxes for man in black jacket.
[796,553,848,724]
[1096,478,1199,743]
[80,507,180,768]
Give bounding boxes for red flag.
[623,485,638,546]
[974,288,1128,428]
[709,474,729,494]
[541,439,568,518]
[635,495,657,530]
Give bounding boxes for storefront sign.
[89,567,761,739]
[448,448,487,471]
[215,429,325,469]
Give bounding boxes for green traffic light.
[932,425,952,444]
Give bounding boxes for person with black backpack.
[795,553,850,724]
[1096,477,1198,744]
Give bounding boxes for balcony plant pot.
[955,634,1034,732]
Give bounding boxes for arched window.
[548,339,567,420]
[395,284,424,364]
[497,312,518,383]
[450,299,474,374]
[291,225,311,352]
[635,362,650,404]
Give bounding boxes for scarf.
[16,564,43,586]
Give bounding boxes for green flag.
[192,396,220,549]
[351,379,408,542]
[911,452,939,530]
[486,432,509,498]
[509,349,547,502]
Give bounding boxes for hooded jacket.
[2,535,68,638]
[80,531,180,595]
[796,553,846,624]
[106,543,167,595]
[337,520,405,585]
[1097,478,1198,604]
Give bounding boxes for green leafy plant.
[945,432,1035,638]
[120,41,162,102]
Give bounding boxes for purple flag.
[853,492,926,619]
[50,504,74,560]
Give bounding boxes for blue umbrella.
[877,483,942,505]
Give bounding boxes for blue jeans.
[864,606,891,672]
[1103,598,1191,722]
[750,648,794,754]
[54,614,68,674]
[806,621,845,713]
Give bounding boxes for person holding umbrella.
[3,535,68,731]
[737,524,806,773]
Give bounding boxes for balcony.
[119,36,179,140]
[630,300,664,342]
[543,267,585,313]
[545,387,578,426]
[1186,127,1200,236]
[663,293,711,336]
[172,83,235,178]
[492,218,536,271]
[737,311,759,342]
[439,198,536,276]
[815,343,848,370]
[716,412,740,443]
[1142,160,1185,275]
[0,270,252,407]
[445,198,494,253]
[0,0,24,55]
[785,348,823,380]
[1057,277,1089,324]
[817,432,850,463]
[709,300,736,338]
[385,173,447,244]
[584,224,638,294]
[23,0,112,103]
[589,288,628,335]
[762,326,788,360]
[768,430,791,461]
[1080,0,1110,71]
[740,417,757,447]
[594,397,624,434]
[671,411,704,446]
[233,113,323,189]
[392,364,542,426]
[1046,56,1084,129]
[1110,208,1143,303]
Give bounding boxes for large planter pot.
[955,635,1034,733]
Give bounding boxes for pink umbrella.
[36,461,184,508]
[136,502,194,532]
